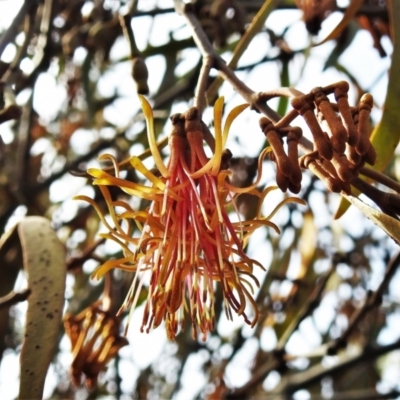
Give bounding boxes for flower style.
[76,97,303,341]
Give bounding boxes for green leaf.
[18,217,66,400]
[341,194,400,244]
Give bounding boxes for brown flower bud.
[331,151,354,183]
[168,114,188,170]
[334,81,359,146]
[312,87,347,154]
[346,143,362,166]
[286,128,303,186]
[184,107,209,169]
[362,142,377,166]
[170,113,185,137]
[131,57,149,95]
[300,153,342,193]
[288,180,302,194]
[260,118,293,178]
[276,166,290,192]
[291,96,333,160]
[356,93,373,155]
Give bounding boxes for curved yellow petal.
[264,196,307,221]
[98,153,120,177]
[92,256,136,280]
[224,147,271,194]
[256,186,278,218]
[129,156,166,191]
[222,103,249,148]
[211,96,224,175]
[138,95,170,178]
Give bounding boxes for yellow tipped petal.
[98,153,120,176]
[264,197,306,221]
[129,156,166,190]
[211,96,224,175]
[256,186,278,218]
[138,95,170,178]
[91,257,135,280]
[223,103,249,148]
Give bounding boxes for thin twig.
[206,0,278,102]
[360,166,400,193]
[308,388,399,400]
[0,288,31,309]
[227,267,335,399]
[31,0,54,68]
[272,339,400,396]
[276,265,335,351]
[327,250,400,355]
[1,6,37,84]
[66,238,106,271]
[0,0,37,60]
[119,13,140,59]
[194,55,213,115]
[351,178,400,218]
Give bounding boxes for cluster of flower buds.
[261,81,377,195]
[259,118,303,194]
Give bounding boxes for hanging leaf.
[18,217,66,400]
[342,195,400,244]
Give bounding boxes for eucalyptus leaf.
[342,195,400,245]
[18,217,66,400]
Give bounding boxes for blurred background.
[0,0,399,399]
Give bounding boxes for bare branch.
[0,288,31,309]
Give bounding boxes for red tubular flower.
[76,96,304,340]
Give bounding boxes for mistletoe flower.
[76,96,303,341]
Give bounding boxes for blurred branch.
[360,166,400,193]
[126,0,138,18]
[31,0,54,69]
[173,1,287,124]
[0,288,30,309]
[0,0,37,59]
[206,0,278,102]
[1,5,37,84]
[351,177,400,219]
[276,265,335,352]
[13,92,33,203]
[272,338,400,396]
[119,13,140,59]
[227,261,334,399]
[134,3,388,18]
[66,238,106,272]
[308,388,400,400]
[194,55,213,115]
[326,250,400,355]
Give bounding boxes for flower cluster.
[261,81,377,195]
[77,97,302,340]
[64,301,128,388]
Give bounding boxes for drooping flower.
[76,96,303,341]
[64,300,128,388]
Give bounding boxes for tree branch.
[327,250,400,355]
[0,288,31,309]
